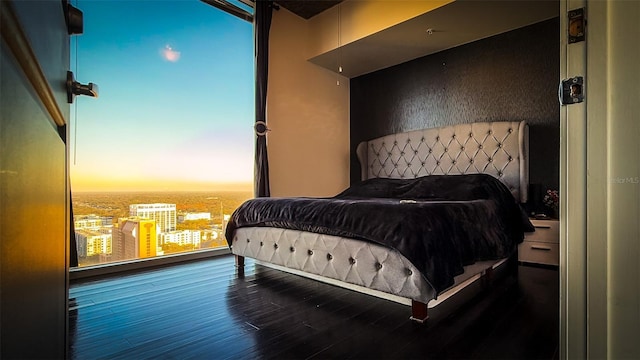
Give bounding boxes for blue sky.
[70,0,254,192]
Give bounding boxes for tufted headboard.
[356,121,529,203]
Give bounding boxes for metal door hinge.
[66,4,83,35]
[568,8,585,44]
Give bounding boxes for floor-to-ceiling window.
[70,0,253,267]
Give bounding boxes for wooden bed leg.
[234,255,245,278]
[410,300,429,323]
[234,255,245,268]
[482,266,494,289]
[509,252,520,280]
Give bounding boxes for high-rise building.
[112,217,159,261]
[75,229,112,257]
[129,203,176,233]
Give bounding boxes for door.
[560,0,640,358]
[1,1,70,358]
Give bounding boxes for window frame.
[69,1,254,279]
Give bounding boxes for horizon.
[73,186,253,194]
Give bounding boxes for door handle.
[66,71,98,103]
[531,245,552,251]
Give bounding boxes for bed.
[225,120,531,322]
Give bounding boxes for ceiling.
[276,0,343,19]
[307,0,559,78]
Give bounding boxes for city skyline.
[70,1,254,192]
[74,198,231,266]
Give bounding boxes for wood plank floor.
[69,255,558,359]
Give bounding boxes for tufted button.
[308,249,313,255]
[436,161,441,165]
[407,139,411,143]
[414,150,419,155]
[408,162,412,167]
[290,246,295,252]
[444,147,448,152]
[394,141,398,145]
[394,163,398,168]
[260,241,264,247]
[488,157,493,162]
[327,253,333,261]
[452,134,456,139]
[375,262,383,270]
[274,243,278,249]
[388,152,392,156]
[488,130,493,135]
[428,148,433,153]
[247,238,250,243]
[461,146,465,151]
[406,268,413,276]
[382,142,385,146]
[349,257,356,265]
[498,143,503,148]
[400,151,405,156]
[470,159,474,164]
[400,174,405,178]
[452,160,457,165]
[508,156,513,162]
[421,162,426,166]
[436,136,440,141]
[498,171,503,177]
[421,137,425,142]
[509,128,513,133]
[469,132,473,138]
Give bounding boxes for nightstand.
[518,219,559,266]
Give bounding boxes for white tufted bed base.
[231,227,506,306]
[231,121,529,322]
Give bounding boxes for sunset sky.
[70,0,254,192]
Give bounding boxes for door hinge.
[568,8,585,44]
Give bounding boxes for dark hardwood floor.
[69,255,558,359]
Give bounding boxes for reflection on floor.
[69,254,558,359]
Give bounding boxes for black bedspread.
[225,174,530,294]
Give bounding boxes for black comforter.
[225,174,530,294]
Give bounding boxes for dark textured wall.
[350,18,560,205]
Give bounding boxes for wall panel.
[268,7,350,197]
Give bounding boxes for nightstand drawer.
[527,219,559,243]
[518,241,559,266]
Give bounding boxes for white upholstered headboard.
[356,121,529,203]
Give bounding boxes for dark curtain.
[69,189,78,267]
[254,0,273,197]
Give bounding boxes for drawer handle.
[534,225,552,229]
[531,245,552,251]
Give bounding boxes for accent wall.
[350,18,560,211]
